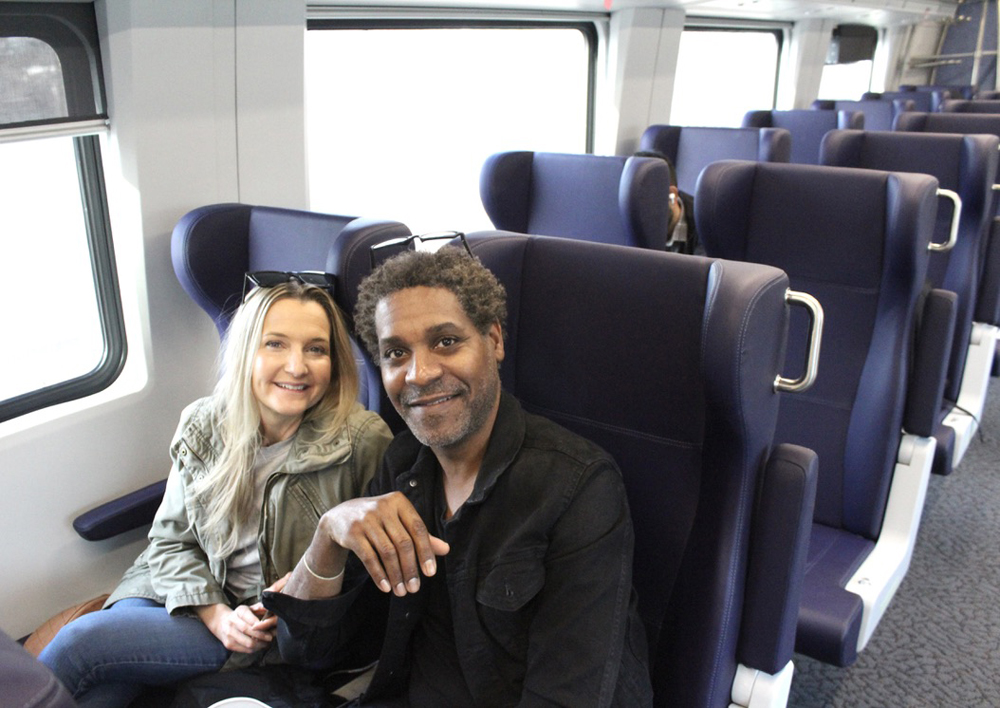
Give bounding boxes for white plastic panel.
[845,434,935,652]
[730,661,795,708]
[945,322,999,467]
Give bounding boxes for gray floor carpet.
[788,379,1000,707]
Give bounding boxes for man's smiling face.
[375,286,504,454]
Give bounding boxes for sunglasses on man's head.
[242,270,336,302]
[368,231,473,270]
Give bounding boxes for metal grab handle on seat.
[775,289,824,393]
[929,188,961,252]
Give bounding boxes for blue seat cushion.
[795,523,873,666]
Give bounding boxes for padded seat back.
[894,111,1000,324]
[479,151,672,249]
[171,203,410,414]
[900,83,974,100]
[467,234,799,706]
[820,129,999,404]
[812,99,911,131]
[863,89,937,113]
[696,161,937,538]
[939,99,1000,114]
[742,109,863,164]
[638,124,791,195]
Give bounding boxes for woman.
[39,277,392,706]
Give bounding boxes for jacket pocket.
[475,553,546,666]
[476,555,546,612]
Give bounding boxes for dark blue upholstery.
[478,152,672,249]
[1,630,76,707]
[895,111,1000,388]
[863,90,940,113]
[811,99,912,131]
[820,129,999,475]
[939,99,1000,114]
[900,83,974,100]
[742,109,863,164]
[638,124,791,194]
[470,234,816,707]
[696,160,941,666]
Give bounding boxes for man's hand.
[318,492,450,597]
[196,603,275,653]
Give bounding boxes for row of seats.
[705,111,1000,474]
[477,142,966,669]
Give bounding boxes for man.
[264,246,653,706]
[634,150,699,255]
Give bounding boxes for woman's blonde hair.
[195,280,359,559]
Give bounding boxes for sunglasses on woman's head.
[242,271,336,302]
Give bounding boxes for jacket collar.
[388,391,525,505]
[178,397,356,474]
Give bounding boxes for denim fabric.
[38,598,230,707]
[266,392,653,707]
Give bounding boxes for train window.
[819,25,878,99]
[670,27,782,127]
[305,20,596,233]
[0,4,124,423]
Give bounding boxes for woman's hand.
[245,572,291,634]
[195,603,275,653]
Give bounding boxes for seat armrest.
[905,288,958,437]
[737,443,818,673]
[72,479,166,541]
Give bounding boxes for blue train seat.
[741,109,863,164]
[478,151,672,249]
[331,228,819,707]
[696,160,952,666]
[894,111,1000,387]
[72,204,410,542]
[811,98,912,131]
[900,83,974,100]
[863,89,939,112]
[820,129,1000,475]
[637,124,791,195]
[939,99,1000,114]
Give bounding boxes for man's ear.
[488,321,505,363]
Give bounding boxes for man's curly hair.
[354,246,507,363]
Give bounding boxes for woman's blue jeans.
[38,597,230,707]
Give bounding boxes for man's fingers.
[326,492,449,596]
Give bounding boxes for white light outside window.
[0,136,104,401]
[305,27,591,234]
[670,30,780,127]
[818,61,874,100]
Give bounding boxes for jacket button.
[179,448,187,456]
[408,479,418,488]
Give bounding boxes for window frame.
[0,3,124,423]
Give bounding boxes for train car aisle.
[789,378,1000,706]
